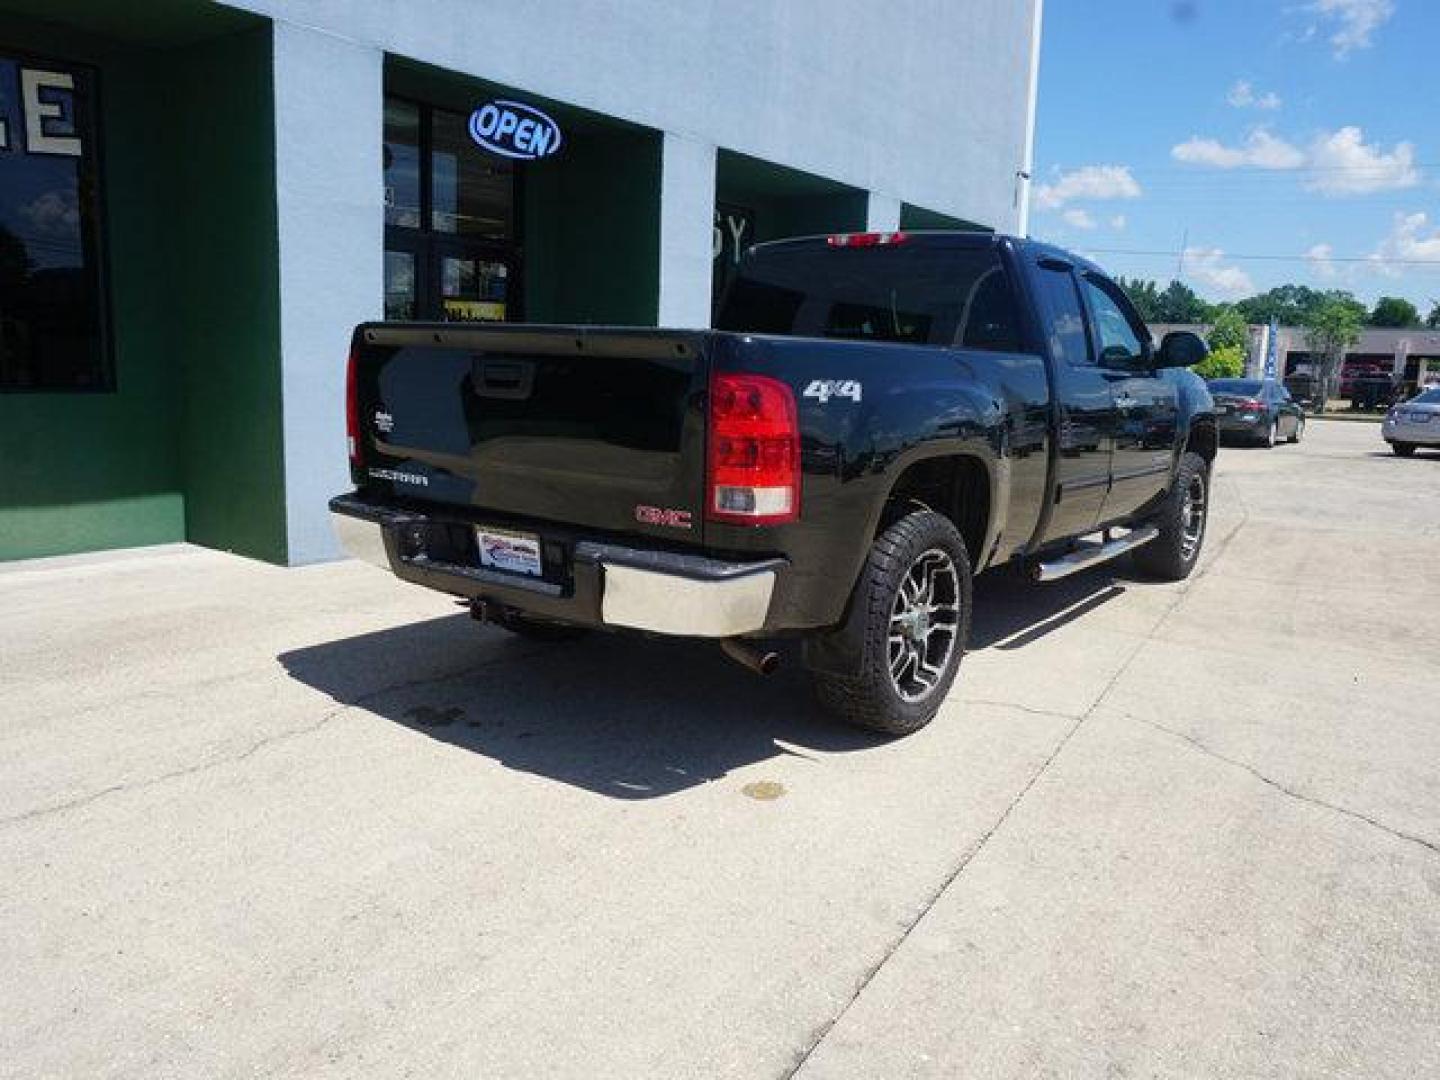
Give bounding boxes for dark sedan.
[1208,378,1305,447]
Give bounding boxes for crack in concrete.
[1137,717,1440,858]
[957,699,1081,721]
[0,652,532,829]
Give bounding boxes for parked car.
[1340,360,1388,399]
[331,232,1218,735]
[1382,387,1440,457]
[1283,371,1317,410]
[1207,378,1305,446]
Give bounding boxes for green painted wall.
[0,11,284,562]
[171,27,286,563]
[715,150,866,246]
[900,204,988,231]
[523,128,661,325]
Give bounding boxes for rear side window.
[716,245,1021,350]
[1032,264,1091,366]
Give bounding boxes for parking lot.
[3,418,1438,1078]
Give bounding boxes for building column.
[867,193,902,232]
[271,22,384,563]
[657,132,717,328]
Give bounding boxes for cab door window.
[1032,262,1091,366]
[1080,273,1148,367]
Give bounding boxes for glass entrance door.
[383,94,521,323]
[436,244,516,323]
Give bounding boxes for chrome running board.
[1030,525,1159,583]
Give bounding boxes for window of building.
[0,53,109,391]
[383,97,421,230]
[430,108,513,239]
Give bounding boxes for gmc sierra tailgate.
[349,324,710,543]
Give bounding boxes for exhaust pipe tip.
[720,638,781,677]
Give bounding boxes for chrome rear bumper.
[329,498,782,638]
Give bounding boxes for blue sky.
[1031,0,1440,313]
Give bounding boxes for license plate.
[476,527,543,577]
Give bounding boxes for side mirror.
[1156,330,1208,369]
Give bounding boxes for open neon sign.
[468,100,563,161]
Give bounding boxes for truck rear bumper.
[329,494,784,638]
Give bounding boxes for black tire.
[1132,450,1209,582]
[1392,442,1416,458]
[1289,418,1304,444]
[491,612,589,642]
[1261,420,1277,448]
[810,510,972,736]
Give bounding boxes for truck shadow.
[280,616,878,801]
[278,565,1133,800]
[970,568,1129,650]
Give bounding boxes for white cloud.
[1110,214,1127,230]
[1183,247,1254,298]
[1034,165,1141,211]
[1061,208,1097,230]
[1308,0,1394,58]
[1171,125,1418,197]
[1306,243,1338,280]
[1304,127,1419,194]
[1226,80,1282,110]
[1369,212,1440,278]
[1171,129,1305,169]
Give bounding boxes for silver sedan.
[1382,387,1440,457]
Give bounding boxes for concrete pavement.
[2,419,1437,1078]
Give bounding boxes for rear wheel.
[1261,420,1277,448]
[1289,417,1304,444]
[811,510,972,736]
[1392,442,1416,458]
[1133,450,1209,582]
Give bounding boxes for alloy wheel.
[1180,470,1207,561]
[887,548,962,703]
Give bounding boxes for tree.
[1206,305,1248,353]
[1302,298,1364,412]
[1116,277,1162,323]
[1428,303,1440,329]
[1156,280,1215,324]
[1368,296,1420,328]
[1193,344,1245,380]
[1115,276,1216,324]
[1235,285,1325,326]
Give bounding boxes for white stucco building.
[0,0,1043,563]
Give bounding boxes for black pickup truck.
[331,232,1215,734]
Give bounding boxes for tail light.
[346,346,360,464]
[1240,399,1266,412]
[826,231,908,248]
[707,372,800,525]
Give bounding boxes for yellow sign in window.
[443,299,507,322]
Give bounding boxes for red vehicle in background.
[1339,359,1390,399]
